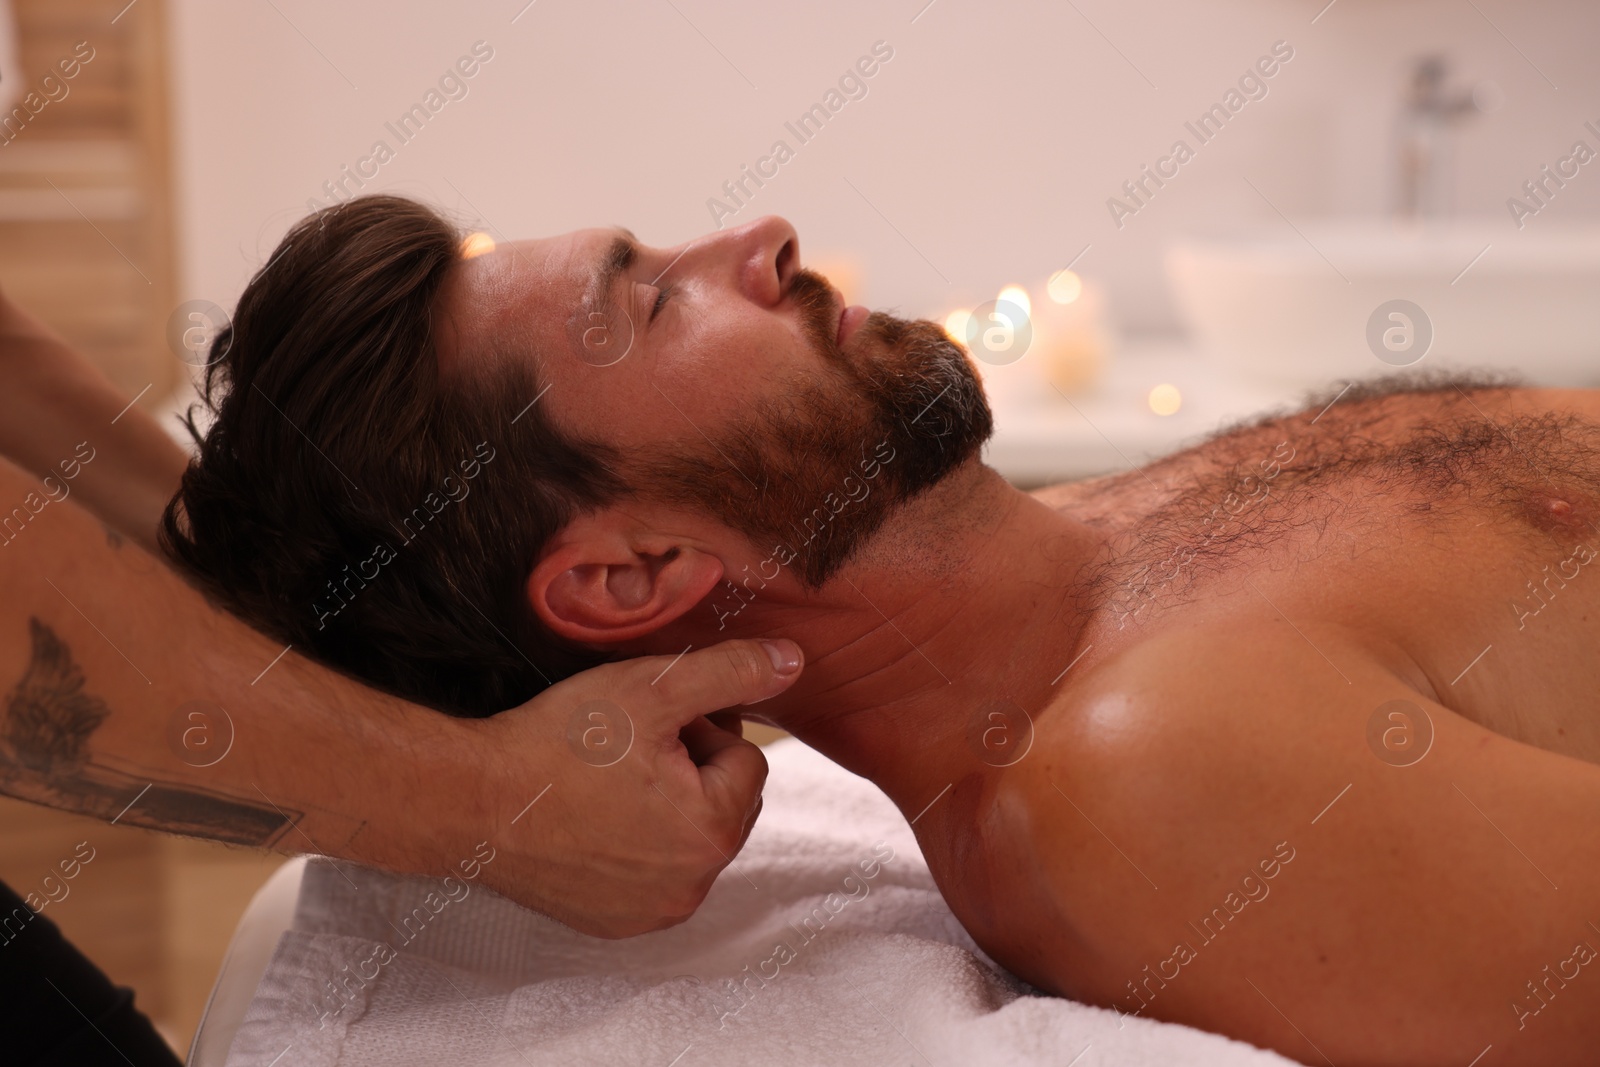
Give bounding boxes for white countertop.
[980,338,1306,487]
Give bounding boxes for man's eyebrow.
[588,226,638,323]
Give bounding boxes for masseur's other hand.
[468,638,802,937]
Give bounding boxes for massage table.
[188,739,1297,1066]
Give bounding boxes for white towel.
[225,739,1296,1066]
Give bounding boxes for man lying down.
[162,195,1600,1065]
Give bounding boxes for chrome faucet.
[1395,56,1483,220]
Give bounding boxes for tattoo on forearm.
[6,619,108,771]
[1,617,299,846]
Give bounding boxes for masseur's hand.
[468,639,802,937]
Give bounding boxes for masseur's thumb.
[635,639,804,734]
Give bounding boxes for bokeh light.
[944,308,972,341]
[1047,269,1083,305]
[1148,383,1182,415]
[997,285,1031,317]
[460,232,496,259]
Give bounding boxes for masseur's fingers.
[637,639,804,737]
[641,642,794,831]
[680,715,768,852]
[705,709,744,737]
[677,713,768,840]
[679,713,746,759]
[473,639,802,939]
[621,640,797,903]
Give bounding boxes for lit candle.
[1029,269,1111,395]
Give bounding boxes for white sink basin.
[1166,221,1600,388]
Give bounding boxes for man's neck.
[663,461,1109,816]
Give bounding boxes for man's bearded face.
[634,266,994,586]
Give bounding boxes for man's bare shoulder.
[1031,618,1379,762]
[993,619,1600,1062]
[995,620,1381,899]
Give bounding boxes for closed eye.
[650,283,676,322]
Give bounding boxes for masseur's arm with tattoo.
[0,287,799,937]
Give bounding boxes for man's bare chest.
[1037,380,1600,761]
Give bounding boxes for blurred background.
[2,0,1597,1052]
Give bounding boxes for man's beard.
[637,267,993,587]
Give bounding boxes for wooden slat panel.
[0,0,188,1053]
[11,0,135,140]
[0,0,180,403]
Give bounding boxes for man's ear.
[527,510,725,645]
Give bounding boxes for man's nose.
[702,215,799,307]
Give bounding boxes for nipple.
[1524,491,1596,537]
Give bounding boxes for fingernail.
[761,639,801,676]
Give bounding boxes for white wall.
[164,0,1600,336]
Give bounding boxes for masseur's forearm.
[0,290,190,553]
[0,452,467,875]
[0,449,798,934]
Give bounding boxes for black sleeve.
[0,877,181,1066]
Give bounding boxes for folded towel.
[225,738,1296,1066]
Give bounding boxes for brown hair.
[161,195,627,716]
